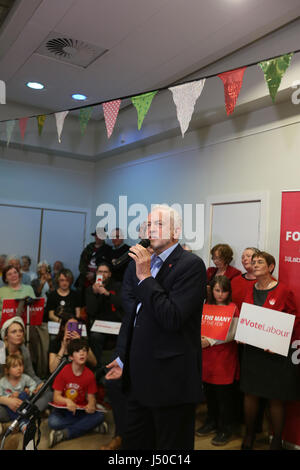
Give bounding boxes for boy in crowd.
[48,338,106,448]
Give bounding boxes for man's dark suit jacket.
[116,244,207,408]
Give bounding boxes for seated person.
[21,256,37,282]
[46,269,80,323]
[48,338,105,448]
[0,265,35,322]
[85,262,124,371]
[0,353,37,433]
[48,312,97,374]
[5,255,31,285]
[31,261,55,301]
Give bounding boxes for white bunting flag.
[6,120,15,146]
[55,111,69,143]
[0,80,6,104]
[169,79,206,137]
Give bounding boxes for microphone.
[113,239,150,267]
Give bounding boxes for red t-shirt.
[52,363,97,406]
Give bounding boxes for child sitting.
[0,353,37,432]
[48,337,105,448]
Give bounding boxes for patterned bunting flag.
[0,80,6,104]
[55,111,69,143]
[131,91,158,130]
[218,67,247,115]
[169,80,206,137]
[37,115,46,136]
[6,120,15,146]
[102,99,121,138]
[79,107,93,135]
[259,53,293,103]
[19,117,28,140]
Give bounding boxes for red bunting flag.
[19,117,28,140]
[218,67,247,115]
[103,99,121,138]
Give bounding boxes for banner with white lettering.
[235,302,295,356]
[0,298,45,327]
[201,304,236,341]
[279,191,300,311]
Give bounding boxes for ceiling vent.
[36,33,108,68]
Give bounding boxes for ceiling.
[1,0,300,121]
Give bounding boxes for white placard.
[235,302,295,356]
[48,321,87,336]
[90,320,121,335]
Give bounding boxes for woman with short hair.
[46,269,80,323]
[0,265,35,322]
[240,251,300,450]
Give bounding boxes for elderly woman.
[0,317,52,424]
[240,251,300,450]
[231,247,260,311]
[46,269,80,323]
[31,260,54,301]
[0,265,36,322]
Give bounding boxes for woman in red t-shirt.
[197,275,239,446]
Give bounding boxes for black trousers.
[203,382,236,432]
[122,398,196,450]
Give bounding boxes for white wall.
[92,98,300,276]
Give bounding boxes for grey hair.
[37,260,50,271]
[6,255,20,264]
[151,204,182,233]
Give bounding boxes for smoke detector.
[36,33,108,68]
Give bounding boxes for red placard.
[0,298,45,328]
[201,304,236,341]
[279,191,300,311]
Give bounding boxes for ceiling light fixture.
[72,93,87,101]
[26,81,45,90]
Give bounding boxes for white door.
[209,200,262,272]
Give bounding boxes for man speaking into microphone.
[105,204,206,450]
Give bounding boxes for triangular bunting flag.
[218,67,247,115]
[6,120,15,146]
[0,80,6,104]
[79,107,93,135]
[131,91,158,130]
[19,117,28,140]
[55,111,69,143]
[102,99,121,138]
[169,80,206,137]
[259,53,293,103]
[37,115,46,136]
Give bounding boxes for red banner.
[201,304,236,341]
[279,191,300,311]
[279,191,300,449]
[0,298,45,328]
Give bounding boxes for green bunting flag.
[37,115,46,136]
[79,107,93,135]
[131,91,158,130]
[259,53,293,103]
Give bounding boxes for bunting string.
[0,48,298,144]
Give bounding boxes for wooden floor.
[3,404,271,451]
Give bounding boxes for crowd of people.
[0,222,299,451]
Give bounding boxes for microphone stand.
[0,356,70,451]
